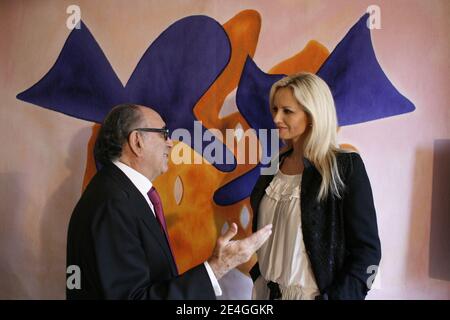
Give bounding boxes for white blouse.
[253,169,320,300]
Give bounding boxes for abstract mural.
[17,10,415,275]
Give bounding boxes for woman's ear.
[306,113,313,127]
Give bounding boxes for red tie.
[147,187,168,234]
[147,187,178,273]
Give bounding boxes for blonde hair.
[269,72,345,201]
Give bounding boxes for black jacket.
[250,150,381,300]
[66,163,216,299]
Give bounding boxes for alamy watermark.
[66,265,81,290]
[169,121,280,175]
[367,5,381,30]
[366,265,381,290]
[66,5,81,30]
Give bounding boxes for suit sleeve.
[325,153,382,300]
[91,197,216,300]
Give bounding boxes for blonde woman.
[250,73,381,300]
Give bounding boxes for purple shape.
[213,164,264,205]
[17,17,236,172]
[17,21,125,122]
[213,57,283,206]
[125,15,236,171]
[126,15,229,134]
[214,13,416,206]
[318,13,415,125]
[236,57,283,133]
[236,57,284,160]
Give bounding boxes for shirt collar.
[112,160,153,196]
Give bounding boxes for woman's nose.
[273,111,283,123]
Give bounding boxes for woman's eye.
[284,109,292,114]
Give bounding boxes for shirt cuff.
[204,261,222,296]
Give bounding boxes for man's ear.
[128,131,143,157]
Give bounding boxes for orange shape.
[269,40,329,75]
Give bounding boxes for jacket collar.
[279,148,314,170]
[112,160,153,200]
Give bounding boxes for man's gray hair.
[94,103,143,166]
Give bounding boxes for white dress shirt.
[112,160,222,296]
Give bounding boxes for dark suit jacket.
[66,162,216,299]
[250,150,381,300]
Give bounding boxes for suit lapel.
[139,206,178,275]
[299,161,329,290]
[103,164,177,275]
[251,174,274,232]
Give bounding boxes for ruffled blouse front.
[255,169,319,300]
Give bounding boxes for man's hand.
[207,223,272,280]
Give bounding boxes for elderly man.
[66,103,272,299]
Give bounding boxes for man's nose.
[166,137,174,148]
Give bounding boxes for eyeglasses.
[131,126,170,141]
